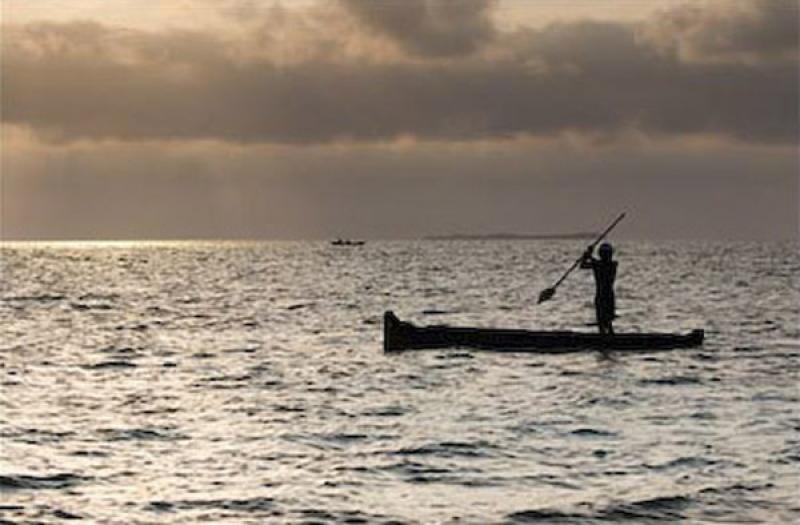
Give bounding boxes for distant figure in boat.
[331,239,365,246]
[580,242,617,335]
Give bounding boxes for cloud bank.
[642,0,799,64]
[338,0,497,58]
[3,0,797,145]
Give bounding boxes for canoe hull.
[383,311,704,353]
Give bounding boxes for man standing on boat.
[580,242,617,334]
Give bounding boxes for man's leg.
[595,306,605,334]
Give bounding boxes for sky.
[2,0,798,240]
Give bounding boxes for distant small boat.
[383,311,704,353]
[331,239,365,246]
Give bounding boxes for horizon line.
[1,236,797,245]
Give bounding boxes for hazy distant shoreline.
[424,232,598,241]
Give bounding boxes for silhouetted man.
[580,242,617,334]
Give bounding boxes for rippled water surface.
[1,241,798,524]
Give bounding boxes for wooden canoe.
[383,311,704,353]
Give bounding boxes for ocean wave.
[146,496,275,513]
[569,428,617,438]
[2,294,65,302]
[390,440,495,458]
[505,495,692,523]
[0,473,89,491]
[82,360,137,370]
[638,375,702,386]
[98,427,187,442]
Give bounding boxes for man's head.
[599,242,613,262]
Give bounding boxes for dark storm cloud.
[2,0,797,144]
[337,0,496,58]
[643,0,799,63]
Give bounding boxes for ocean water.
[1,240,798,524]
